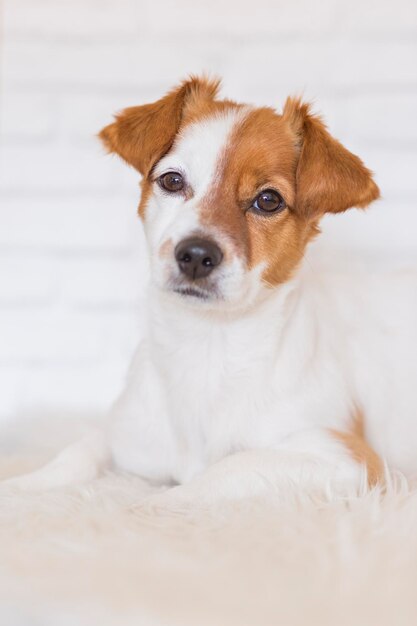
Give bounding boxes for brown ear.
[99,76,220,176]
[283,98,380,217]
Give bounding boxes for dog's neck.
[146,272,314,370]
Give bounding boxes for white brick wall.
[1,0,417,423]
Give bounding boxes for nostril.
[180,253,192,263]
[202,257,213,267]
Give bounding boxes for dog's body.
[110,269,417,489]
[5,78,417,504]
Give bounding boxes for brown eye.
[158,171,184,192]
[252,189,285,213]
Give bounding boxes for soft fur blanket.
[0,420,416,626]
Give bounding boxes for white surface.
[0,438,415,626]
[1,0,417,421]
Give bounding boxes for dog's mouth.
[173,286,211,300]
[164,273,223,304]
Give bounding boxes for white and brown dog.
[6,77,417,505]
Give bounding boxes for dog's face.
[100,77,379,310]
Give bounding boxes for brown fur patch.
[199,107,319,286]
[99,76,223,177]
[159,237,174,260]
[197,101,380,287]
[138,178,153,219]
[331,411,384,488]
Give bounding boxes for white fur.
[147,108,261,308]
[5,111,417,505]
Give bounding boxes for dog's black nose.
[175,238,223,280]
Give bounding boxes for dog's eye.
[252,189,286,214]
[158,171,184,192]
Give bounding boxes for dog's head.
[100,77,379,310]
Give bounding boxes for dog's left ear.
[99,76,220,176]
[283,98,380,218]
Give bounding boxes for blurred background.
[0,0,416,425]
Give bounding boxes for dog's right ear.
[99,76,220,176]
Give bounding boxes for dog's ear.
[99,76,220,176]
[283,98,380,218]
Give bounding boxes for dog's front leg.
[1,428,110,491]
[144,428,383,510]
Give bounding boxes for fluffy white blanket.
[0,420,416,626]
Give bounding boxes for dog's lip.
[173,286,211,300]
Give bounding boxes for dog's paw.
[0,473,41,493]
[134,483,212,517]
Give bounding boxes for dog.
[5,76,417,506]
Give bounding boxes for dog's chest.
[151,310,317,482]
[160,333,272,479]
[110,306,292,482]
